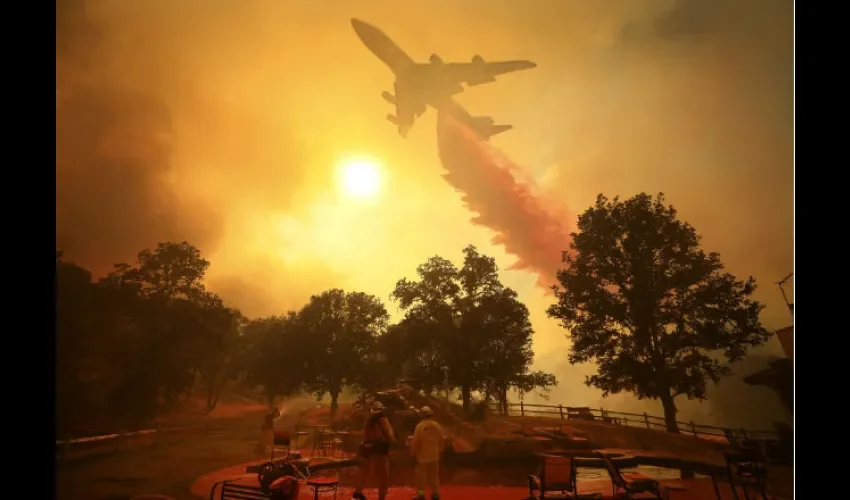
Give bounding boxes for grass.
[56,403,268,500]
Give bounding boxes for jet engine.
[466,55,494,85]
[381,91,396,104]
[429,54,443,64]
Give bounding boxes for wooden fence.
[488,402,778,442]
[55,424,208,459]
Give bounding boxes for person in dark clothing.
[353,401,396,500]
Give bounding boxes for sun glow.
[336,156,383,200]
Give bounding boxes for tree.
[187,292,243,412]
[297,289,389,417]
[56,242,247,432]
[392,245,553,418]
[475,288,555,414]
[388,317,450,395]
[96,241,224,425]
[547,193,771,432]
[56,254,109,433]
[240,314,307,407]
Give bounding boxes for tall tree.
[547,193,771,432]
[187,292,243,412]
[97,241,218,425]
[392,245,551,418]
[476,288,555,414]
[240,313,307,407]
[56,254,109,433]
[298,289,389,417]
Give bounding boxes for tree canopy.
[57,240,553,433]
[392,245,555,417]
[547,193,771,432]
[57,242,242,431]
[297,289,389,416]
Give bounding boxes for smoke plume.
[436,112,573,289]
[56,0,219,276]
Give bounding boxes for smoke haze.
[56,0,792,423]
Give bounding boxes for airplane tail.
[485,124,513,138]
[469,116,512,140]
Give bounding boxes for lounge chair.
[723,450,768,500]
[528,454,578,499]
[600,453,662,499]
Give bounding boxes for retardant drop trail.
[436,111,574,290]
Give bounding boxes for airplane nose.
[351,18,366,32]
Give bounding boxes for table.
[298,424,331,455]
[306,476,340,500]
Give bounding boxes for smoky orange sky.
[57,0,793,420]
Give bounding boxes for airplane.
[351,18,536,137]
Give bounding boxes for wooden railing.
[488,402,778,441]
[55,424,208,459]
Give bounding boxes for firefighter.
[410,406,444,500]
[353,401,396,500]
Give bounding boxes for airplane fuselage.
[351,19,464,134]
[351,18,533,139]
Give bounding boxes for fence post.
[520,401,525,417]
[559,405,564,420]
[643,413,651,429]
[690,421,698,438]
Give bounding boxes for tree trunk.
[330,390,340,418]
[205,374,227,412]
[205,377,216,412]
[500,387,509,416]
[659,390,680,433]
[461,384,471,419]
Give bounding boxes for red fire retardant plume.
[435,111,574,291]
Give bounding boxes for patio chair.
[599,453,662,499]
[528,454,578,499]
[723,450,768,500]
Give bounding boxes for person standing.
[410,406,444,500]
[353,401,396,500]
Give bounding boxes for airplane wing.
[422,55,537,87]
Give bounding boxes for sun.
[336,156,383,200]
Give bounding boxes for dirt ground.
[56,401,270,500]
[489,415,728,455]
